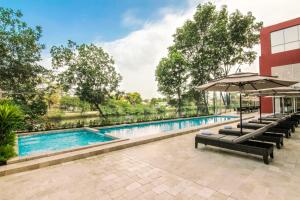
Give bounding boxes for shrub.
[0,103,23,163]
[0,145,16,164]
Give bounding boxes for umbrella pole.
[240,92,242,134]
[282,97,285,114]
[259,96,262,123]
[273,97,276,116]
[280,97,283,114]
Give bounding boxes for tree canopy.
[124,92,142,105]
[0,7,48,119]
[51,41,122,117]
[156,50,188,115]
[169,2,263,113]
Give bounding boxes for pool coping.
[0,115,254,177]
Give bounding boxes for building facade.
[259,17,300,113]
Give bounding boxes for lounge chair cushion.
[196,133,225,141]
[200,129,213,135]
[224,125,232,129]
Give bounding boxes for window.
[271,30,284,46]
[270,25,300,54]
[284,26,298,43]
[272,63,300,84]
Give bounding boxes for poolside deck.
[0,121,300,200]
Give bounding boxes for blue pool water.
[18,116,236,157]
[18,130,113,157]
[98,116,236,139]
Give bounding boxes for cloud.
[216,0,299,26]
[122,10,144,28]
[98,6,196,99]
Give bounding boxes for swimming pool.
[18,130,114,157]
[98,115,236,139]
[18,115,236,157]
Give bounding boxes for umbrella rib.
[224,84,231,92]
[202,83,216,91]
[250,82,258,90]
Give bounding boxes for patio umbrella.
[197,72,298,134]
[247,87,300,121]
[250,89,300,116]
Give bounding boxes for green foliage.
[0,7,47,119]
[0,102,23,162]
[156,49,188,115]
[124,92,142,105]
[51,41,122,117]
[0,145,16,163]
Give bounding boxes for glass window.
[284,26,298,43]
[271,30,284,46]
[285,41,299,51]
[271,45,284,54]
[270,25,300,54]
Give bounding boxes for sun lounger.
[237,122,291,138]
[195,125,274,164]
[264,115,299,127]
[218,128,283,149]
[256,117,296,132]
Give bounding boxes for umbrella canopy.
[198,73,298,92]
[247,87,300,117]
[197,72,298,134]
[247,86,300,96]
[249,89,300,115]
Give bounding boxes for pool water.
[99,116,236,139]
[18,130,113,157]
[18,116,236,157]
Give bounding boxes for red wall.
[259,17,300,113]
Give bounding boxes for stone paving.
[1,122,300,200]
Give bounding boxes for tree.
[156,50,188,116]
[51,41,122,118]
[125,92,142,105]
[0,7,48,119]
[172,2,262,114]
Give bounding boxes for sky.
[1,0,300,98]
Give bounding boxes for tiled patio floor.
[1,122,300,200]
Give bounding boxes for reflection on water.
[98,116,235,139]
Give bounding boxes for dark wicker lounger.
[195,125,274,164]
[260,116,297,127]
[218,128,284,149]
[238,122,291,138]
[256,117,296,132]
[248,119,291,137]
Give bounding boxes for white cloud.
[122,10,144,28]
[216,0,299,27]
[98,7,196,99]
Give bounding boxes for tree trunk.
[177,89,182,117]
[203,92,209,114]
[213,91,216,114]
[95,104,106,118]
